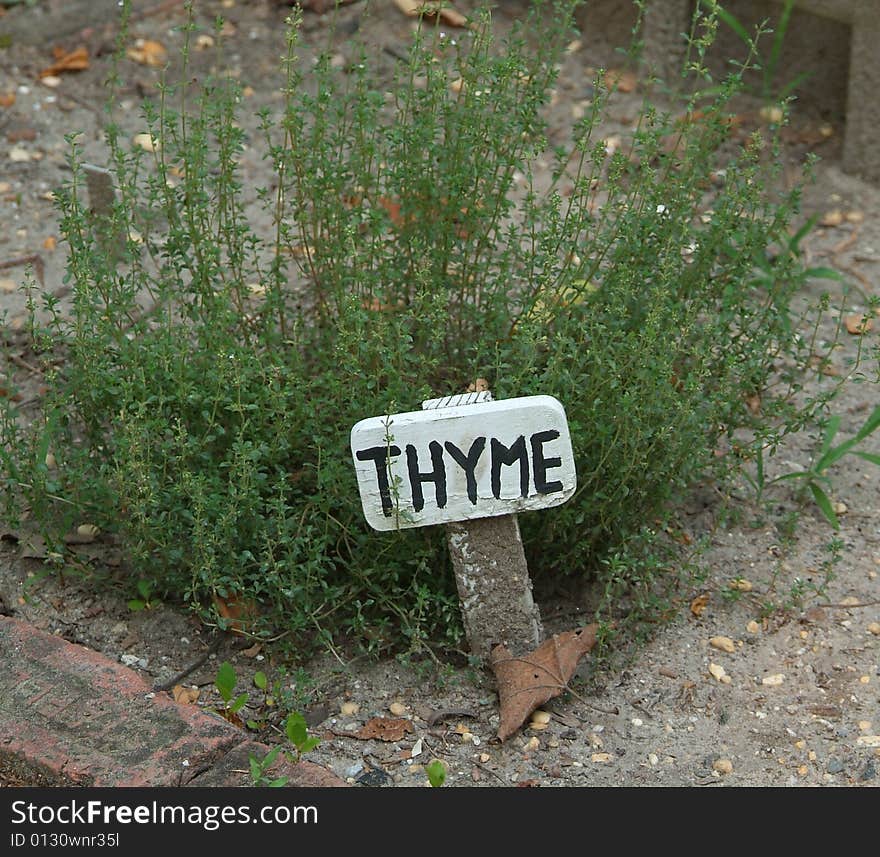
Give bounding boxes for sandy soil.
[0,0,878,788]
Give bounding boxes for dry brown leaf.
[393,0,469,27]
[20,534,48,559]
[39,46,89,78]
[377,195,405,227]
[467,377,490,393]
[126,39,168,68]
[43,236,57,251]
[361,296,404,313]
[690,593,709,617]
[172,684,200,705]
[604,68,637,93]
[490,625,598,742]
[213,593,259,634]
[745,394,761,415]
[0,92,15,108]
[355,717,414,742]
[845,314,873,335]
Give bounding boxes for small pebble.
[532,710,551,725]
[759,104,783,123]
[340,701,359,716]
[710,635,736,653]
[826,758,845,775]
[389,702,407,716]
[867,623,880,636]
[345,761,364,778]
[591,753,613,763]
[708,663,727,682]
[524,736,540,752]
[762,673,785,686]
[713,758,733,775]
[133,133,158,153]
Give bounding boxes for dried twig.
[153,632,224,692]
[816,599,880,610]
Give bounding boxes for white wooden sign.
[350,395,576,531]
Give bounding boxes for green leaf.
[777,70,813,101]
[702,0,751,45]
[802,267,845,282]
[815,414,841,468]
[852,404,880,444]
[267,776,289,787]
[249,755,262,781]
[809,482,839,530]
[261,745,283,768]
[230,691,249,713]
[769,470,809,483]
[285,711,309,749]
[215,661,236,703]
[768,0,796,82]
[299,736,320,754]
[853,451,880,466]
[136,579,152,599]
[127,599,146,612]
[254,671,268,690]
[426,758,447,787]
[788,213,819,255]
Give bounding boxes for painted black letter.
[490,435,528,499]
[355,445,401,516]
[444,437,487,505]
[530,430,563,494]
[406,441,447,512]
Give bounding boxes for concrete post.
[422,392,544,662]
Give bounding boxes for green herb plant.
[763,404,880,530]
[0,0,873,663]
[214,661,249,723]
[699,0,811,104]
[426,758,447,787]
[127,579,159,612]
[248,711,321,788]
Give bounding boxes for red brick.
[0,617,345,787]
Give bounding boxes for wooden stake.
[423,392,544,662]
